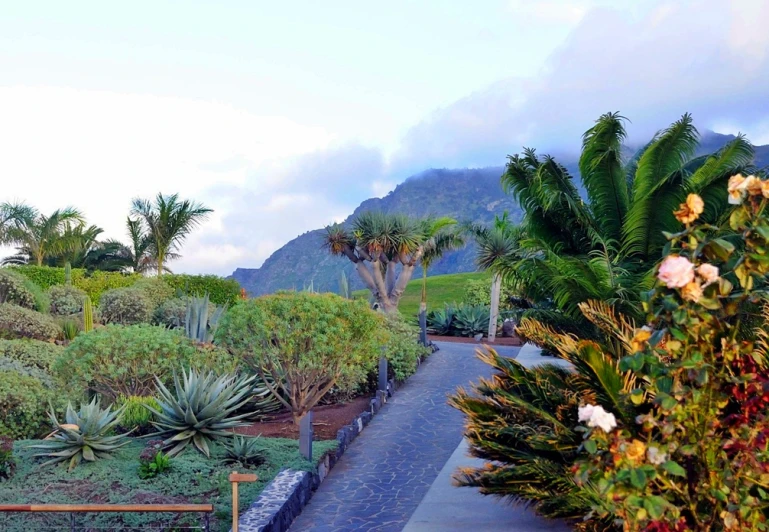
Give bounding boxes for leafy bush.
[153,298,187,328]
[0,339,62,372]
[99,288,153,325]
[148,369,254,457]
[48,285,87,316]
[462,278,517,310]
[0,370,58,439]
[60,319,79,341]
[114,395,159,435]
[0,269,36,309]
[0,304,60,341]
[382,314,430,381]
[217,292,384,423]
[11,265,140,304]
[160,274,241,305]
[53,324,237,401]
[30,399,129,471]
[138,441,172,479]
[0,436,14,480]
[131,278,175,310]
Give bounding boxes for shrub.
[30,399,129,471]
[0,370,57,439]
[216,292,384,423]
[48,285,87,316]
[0,339,62,372]
[161,274,241,305]
[99,288,153,325]
[453,304,491,337]
[131,278,175,310]
[382,314,430,381]
[153,298,187,328]
[148,369,254,457]
[0,436,14,480]
[0,304,60,341]
[462,278,517,310]
[223,435,265,468]
[114,395,159,435]
[11,265,140,303]
[53,324,236,401]
[0,269,36,309]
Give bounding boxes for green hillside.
[352,271,491,317]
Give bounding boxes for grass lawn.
[1,438,338,532]
[353,271,491,318]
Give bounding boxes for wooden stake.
[229,471,257,532]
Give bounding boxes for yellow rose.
[626,439,647,463]
[745,175,762,196]
[630,327,652,352]
[728,174,746,204]
[673,193,704,224]
[681,280,703,302]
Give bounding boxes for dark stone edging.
[232,360,419,532]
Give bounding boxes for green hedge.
[11,267,240,306]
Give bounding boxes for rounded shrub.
[0,304,60,341]
[0,269,36,309]
[0,370,57,439]
[114,395,159,435]
[99,288,153,325]
[0,338,63,372]
[382,313,431,382]
[48,285,88,316]
[153,298,187,328]
[53,324,237,400]
[131,278,175,309]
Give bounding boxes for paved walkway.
[290,341,572,532]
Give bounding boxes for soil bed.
[236,395,371,440]
[427,334,522,346]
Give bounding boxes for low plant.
[53,324,236,400]
[382,313,431,381]
[453,304,491,337]
[184,294,225,343]
[131,278,175,310]
[148,369,255,457]
[30,399,129,471]
[60,320,79,341]
[0,269,37,309]
[426,305,455,335]
[0,436,14,481]
[48,285,88,316]
[99,288,153,325]
[153,298,187,328]
[138,440,172,479]
[0,338,62,372]
[0,304,60,341]
[222,435,265,468]
[114,395,159,435]
[0,370,58,439]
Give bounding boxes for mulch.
[427,334,523,346]
[235,395,372,440]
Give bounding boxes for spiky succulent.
[148,369,255,457]
[30,399,129,471]
[223,435,265,467]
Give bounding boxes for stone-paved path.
[289,341,518,532]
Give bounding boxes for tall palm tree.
[502,112,755,333]
[464,212,522,342]
[130,193,212,276]
[3,207,85,266]
[126,217,159,274]
[324,212,459,314]
[0,202,35,245]
[418,218,465,344]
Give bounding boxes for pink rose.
[658,255,695,288]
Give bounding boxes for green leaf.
[643,496,667,519]
[583,439,597,454]
[662,461,686,477]
[630,468,648,489]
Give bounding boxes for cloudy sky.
[1,0,767,275]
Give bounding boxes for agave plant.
[30,399,129,471]
[148,369,255,457]
[426,305,455,335]
[223,435,265,467]
[452,304,491,337]
[185,293,225,343]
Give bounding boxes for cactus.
[64,262,72,286]
[184,293,224,343]
[82,297,94,333]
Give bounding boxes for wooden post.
[229,472,257,532]
[299,411,313,461]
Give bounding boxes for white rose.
[658,255,695,288]
[647,446,667,465]
[578,404,617,433]
[697,263,719,286]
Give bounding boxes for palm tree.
[418,218,465,344]
[3,207,85,266]
[130,193,212,276]
[126,217,158,274]
[0,202,35,245]
[324,212,459,314]
[464,212,522,342]
[501,112,755,334]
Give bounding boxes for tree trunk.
[487,273,501,342]
[419,266,428,345]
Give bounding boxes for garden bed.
[236,396,372,440]
[0,438,338,532]
[427,334,522,346]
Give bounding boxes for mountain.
[231,134,769,296]
[231,167,520,295]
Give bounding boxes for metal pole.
[299,411,313,461]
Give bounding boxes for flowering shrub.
[575,182,769,530]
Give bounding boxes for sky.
[1,0,768,275]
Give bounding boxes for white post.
[487,273,501,342]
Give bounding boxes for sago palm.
[502,112,756,334]
[130,193,212,276]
